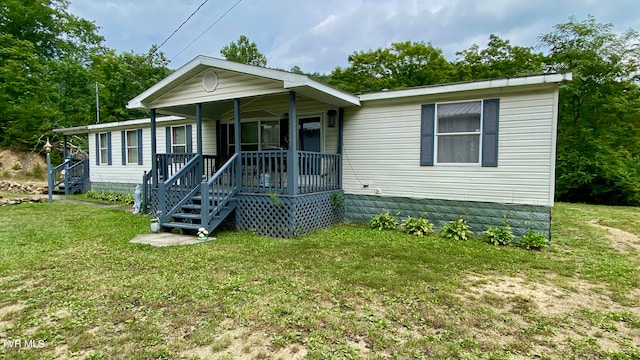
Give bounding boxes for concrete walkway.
[130,233,216,247]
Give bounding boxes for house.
[54,56,571,238]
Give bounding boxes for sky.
[68,0,640,74]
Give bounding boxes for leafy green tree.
[220,35,267,66]
[454,34,546,81]
[89,47,172,122]
[0,35,55,149]
[327,41,454,93]
[540,16,640,205]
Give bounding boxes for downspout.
[287,91,298,196]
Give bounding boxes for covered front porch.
[131,57,359,237]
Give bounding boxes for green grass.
[0,202,639,359]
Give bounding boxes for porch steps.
[52,176,85,195]
[161,194,237,234]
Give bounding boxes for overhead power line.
[150,0,210,56]
[170,0,243,62]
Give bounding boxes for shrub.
[483,218,514,246]
[370,211,398,231]
[85,190,135,205]
[402,216,434,236]
[440,216,473,241]
[329,190,345,213]
[519,229,549,250]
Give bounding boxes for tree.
[327,41,455,93]
[89,47,171,122]
[220,35,267,66]
[539,16,640,205]
[454,34,546,81]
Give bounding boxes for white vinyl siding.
[88,120,204,185]
[342,89,557,207]
[150,69,285,109]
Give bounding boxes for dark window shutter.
[482,99,499,167]
[166,127,172,153]
[95,133,100,165]
[420,104,436,166]
[137,129,143,165]
[107,132,112,165]
[121,131,126,165]
[186,125,193,153]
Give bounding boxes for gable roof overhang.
[127,56,360,118]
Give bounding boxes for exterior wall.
[150,69,285,109]
[344,194,551,238]
[342,87,558,207]
[88,119,203,189]
[90,181,138,195]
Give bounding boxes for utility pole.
[95,82,100,124]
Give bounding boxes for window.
[420,99,499,167]
[172,126,187,153]
[436,101,482,164]
[95,132,111,165]
[122,129,142,165]
[165,125,192,153]
[228,119,281,153]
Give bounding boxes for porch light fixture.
[327,109,337,128]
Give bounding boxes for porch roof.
[127,56,360,114]
[53,116,185,135]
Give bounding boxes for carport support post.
[287,91,298,196]
[234,98,242,187]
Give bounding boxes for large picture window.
[228,119,281,153]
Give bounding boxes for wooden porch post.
[337,107,344,189]
[287,91,298,195]
[234,98,242,187]
[196,103,203,181]
[196,103,203,158]
[150,108,157,187]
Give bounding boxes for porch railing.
[200,153,239,229]
[156,153,198,182]
[51,158,89,194]
[239,151,341,194]
[297,151,341,194]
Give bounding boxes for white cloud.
[68,0,640,73]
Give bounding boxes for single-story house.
[54,55,571,238]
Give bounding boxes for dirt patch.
[180,327,308,360]
[588,220,640,254]
[462,274,640,355]
[0,303,27,337]
[0,149,47,181]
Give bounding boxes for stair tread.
[161,222,201,230]
[172,213,202,219]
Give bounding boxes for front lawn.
[0,202,639,359]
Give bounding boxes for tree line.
[1,1,638,206]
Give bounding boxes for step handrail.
[200,153,239,230]
[158,154,202,223]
